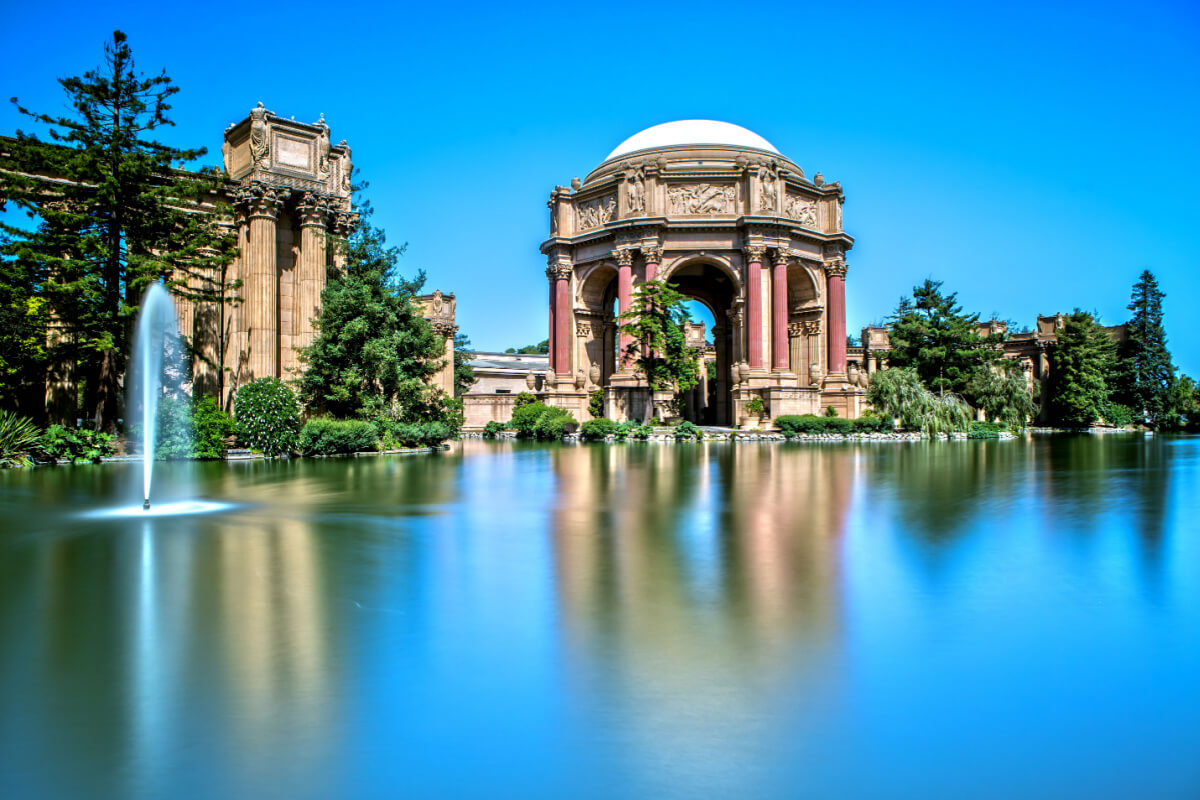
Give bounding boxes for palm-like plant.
[0,410,43,467]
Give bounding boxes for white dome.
[605,120,779,161]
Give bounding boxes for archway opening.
[666,261,737,425]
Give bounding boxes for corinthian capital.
[613,248,634,267]
[235,182,288,220]
[744,245,767,263]
[641,244,662,264]
[296,192,333,228]
[826,259,848,278]
[546,263,572,281]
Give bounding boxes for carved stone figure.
[758,162,778,214]
[576,195,616,231]
[810,362,823,384]
[785,194,817,226]
[250,119,268,165]
[626,164,646,215]
[667,184,736,215]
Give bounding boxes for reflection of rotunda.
[541,120,864,425]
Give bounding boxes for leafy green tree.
[618,280,702,419]
[1046,310,1115,427]
[1113,270,1175,426]
[885,279,1000,398]
[453,332,476,397]
[297,216,450,426]
[0,31,236,430]
[968,363,1037,428]
[505,340,549,355]
[0,250,47,414]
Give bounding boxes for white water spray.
[128,284,183,511]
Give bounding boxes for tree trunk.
[92,348,120,433]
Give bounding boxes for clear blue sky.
[4,0,1198,373]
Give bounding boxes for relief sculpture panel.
[667,183,736,215]
[576,195,616,231]
[785,193,817,226]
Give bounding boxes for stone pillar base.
[604,385,652,423]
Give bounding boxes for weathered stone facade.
[534,120,865,425]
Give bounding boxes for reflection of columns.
[745,246,765,369]
[826,260,847,375]
[643,244,660,284]
[294,193,330,361]
[771,252,789,371]
[241,184,287,380]
[616,249,634,368]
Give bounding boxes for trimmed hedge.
[299,418,379,455]
[580,418,618,441]
[967,421,1006,439]
[775,414,893,436]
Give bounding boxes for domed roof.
[604,120,779,161]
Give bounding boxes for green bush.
[0,410,42,467]
[509,401,576,440]
[631,424,653,440]
[38,424,116,463]
[380,421,451,449]
[513,392,537,409]
[482,420,507,438]
[674,420,699,439]
[154,395,194,460]
[1100,402,1134,428]
[235,378,300,457]
[745,396,765,415]
[775,414,869,436]
[775,415,827,436]
[825,417,854,434]
[614,420,640,440]
[192,395,236,459]
[852,413,894,433]
[588,389,604,419]
[534,408,576,440]
[580,418,618,441]
[968,421,1006,439]
[824,405,838,418]
[299,417,379,455]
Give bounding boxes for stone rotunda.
[540,120,865,425]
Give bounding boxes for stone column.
[643,244,660,284]
[616,249,634,368]
[551,264,571,376]
[295,192,331,359]
[771,251,789,371]
[826,260,848,376]
[745,245,766,370]
[241,184,287,381]
[547,271,557,374]
[806,320,822,384]
[788,322,804,380]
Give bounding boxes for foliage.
[0,31,236,430]
[885,279,1000,399]
[0,258,47,414]
[505,340,549,355]
[580,418,618,440]
[824,405,838,418]
[1112,271,1175,427]
[613,420,641,440]
[967,421,1006,439]
[234,377,300,456]
[154,395,194,460]
[630,424,653,440]
[482,420,507,438]
[588,389,605,419]
[37,424,116,463]
[776,415,828,435]
[192,395,236,459]
[513,392,537,409]
[297,214,450,428]
[453,332,476,397]
[618,280,702,418]
[1165,375,1200,431]
[745,396,765,415]
[379,421,451,449]
[853,413,893,433]
[509,401,575,440]
[0,410,42,467]
[674,420,699,440]
[1046,310,1115,428]
[867,368,972,434]
[298,417,379,455]
[1098,401,1134,428]
[920,394,973,436]
[968,364,1036,428]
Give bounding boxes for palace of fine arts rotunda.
[463,119,866,429]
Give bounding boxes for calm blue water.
[1,435,1198,799]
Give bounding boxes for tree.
[866,367,972,434]
[968,362,1037,428]
[1045,310,1115,427]
[0,247,47,414]
[618,280,702,419]
[0,31,236,430]
[885,279,1000,398]
[505,339,549,355]
[1113,270,1175,426]
[297,216,449,425]
[453,332,476,397]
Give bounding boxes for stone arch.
[576,262,620,389]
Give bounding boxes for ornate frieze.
[784,194,817,226]
[667,184,736,215]
[576,195,616,231]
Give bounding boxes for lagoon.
[2,435,1199,798]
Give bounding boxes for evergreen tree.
[297,217,448,423]
[453,332,476,397]
[618,280,702,419]
[1046,310,1115,427]
[885,279,1000,398]
[0,31,236,430]
[1113,270,1175,426]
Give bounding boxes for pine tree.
[885,279,1000,398]
[0,30,236,430]
[453,332,476,397]
[1046,310,1115,427]
[1114,270,1175,426]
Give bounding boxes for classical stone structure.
[535,120,865,424]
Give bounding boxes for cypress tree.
[0,30,236,430]
[1046,310,1115,427]
[1114,270,1175,426]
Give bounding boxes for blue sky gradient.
[3,0,1197,372]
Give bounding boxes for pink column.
[616,250,633,368]
[547,270,557,374]
[827,261,848,375]
[555,272,570,375]
[746,247,765,369]
[772,255,789,371]
[644,246,659,284]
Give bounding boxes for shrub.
[588,389,604,418]
[968,420,1006,439]
[745,396,765,415]
[631,424,653,440]
[674,420,699,440]
[534,408,576,440]
[852,413,893,433]
[483,420,507,438]
[38,424,116,463]
[614,420,641,440]
[192,395,236,459]
[1100,401,1134,428]
[824,405,838,418]
[580,418,618,441]
[825,417,854,434]
[154,395,194,460]
[383,421,451,449]
[775,415,827,436]
[510,401,550,437]
[235,377,300,456]
[513,392,537,409]
[0,410,41,467]
[299,418,379,455]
